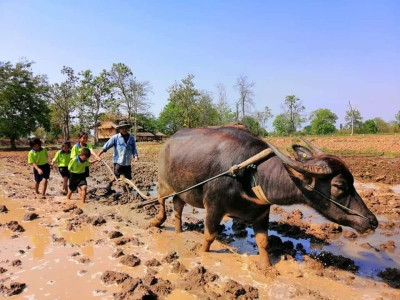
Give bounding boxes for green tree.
[157,101,184,135]
[396,111,400,127]
[79,69,113,145]
[309,108,338,135]
[168,74,200,128]
[196,92,220,127]
[283,95,305,134]
[373,117,390,133]
[0,60,50,149]
[137,113,158,134]
[363,119,378,134]
[242,116,267,136]
[272,113,290,135]
[49,66,78,141]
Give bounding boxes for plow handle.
[229,148,273,173]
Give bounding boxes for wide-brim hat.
[116,120,132,129]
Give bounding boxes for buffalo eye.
[333,183,347,191]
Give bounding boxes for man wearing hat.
[98,120,138,190]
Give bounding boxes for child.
[71,131,100,177]
[71,132,92,158]
[51,141,71,195]
[28,138,50,199]
[67,147,91,203]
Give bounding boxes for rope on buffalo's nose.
[305,184,369,221]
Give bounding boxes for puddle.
[392,185,400,194]
[0,197,126,299]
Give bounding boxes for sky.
[1,0,399,129]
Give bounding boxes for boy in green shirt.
[28,138,50,198]
[71,131,100,177]
[51,141,71,195]
[67,148,91,203]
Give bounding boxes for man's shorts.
[58,167,70,178]
[114,163,132,180]
[33,163,50,183]
[69,173,87,191]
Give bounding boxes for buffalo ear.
[292,145,314,162]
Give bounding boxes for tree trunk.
[63,121,70,142]
[10,136,16,150]
[94,125,98,145]
[94,115,99,146]
[134,110,137,137]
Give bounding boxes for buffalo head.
[266,138,378,233]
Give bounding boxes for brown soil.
[0,137,400,299]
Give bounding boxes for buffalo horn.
[300,137,324,155]
[265,140,332,176]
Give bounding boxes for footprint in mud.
[0,282,26,297]
[0,205,8,213]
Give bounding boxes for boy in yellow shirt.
[28,138,50,198]
[51,141,71,195]
[67,148,91,203]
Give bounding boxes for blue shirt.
[102,133,138,166]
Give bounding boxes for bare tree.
[345,101,363,135]
[348,101,355,136]
[254,106,273,130]
[215,83,235,125]
[110,63,152,136]
[234,74,255,120]
[128,79,152,136]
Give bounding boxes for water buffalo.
[150,127,378,268]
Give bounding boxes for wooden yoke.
[229,148,273,174]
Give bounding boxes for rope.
[305,184,369,220]
[133,170,232,208]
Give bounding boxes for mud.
[0,282,26,297]
[23,212,38,221]
[378,267,400,288]
[120,254,141,267]
[1,139,400,299]
[309,252,359,273]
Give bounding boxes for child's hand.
[38,169,43,175]
[50,164,53,169]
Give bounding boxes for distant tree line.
[1,59,399,149]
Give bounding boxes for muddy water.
[0,197,122,299]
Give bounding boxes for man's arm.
[132,136,138,162]
[98,136,115,156]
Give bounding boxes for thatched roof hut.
[136,132,155,142]
[97,121,118,141]
[155,132,167,141]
